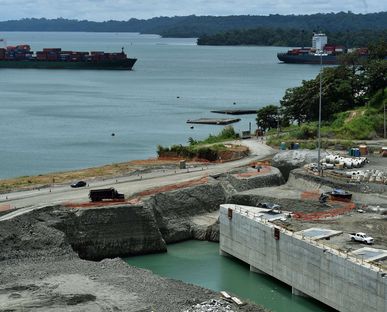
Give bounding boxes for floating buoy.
[177,96,180,99]
[190,126,194,129]
[233,102,236,105]
[111,133,115,136]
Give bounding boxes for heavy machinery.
[89,188,125,202]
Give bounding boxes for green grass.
[267,89,386,149]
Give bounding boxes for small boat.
[326,189,352,201]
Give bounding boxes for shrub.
[202,126,238,144]
[157,145,168,157]
[295,124,318,140]
[300,141,317,149]
[368,88,387,110]
[188,137,198,146]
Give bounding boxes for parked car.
[71,181,87,188]
[349,232,374,245]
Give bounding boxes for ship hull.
[277,53,338,65]
[0,58,137,70]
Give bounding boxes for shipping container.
[43,48,61,52]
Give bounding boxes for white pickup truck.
[349,232,374,245]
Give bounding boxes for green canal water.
[125,240,334,312]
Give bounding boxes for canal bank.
[125,240,333,312]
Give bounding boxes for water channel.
[125,240,334,312]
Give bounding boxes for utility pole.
[384,100,386,139]
[317,53,322,175]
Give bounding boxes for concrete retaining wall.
[219,205,387,312]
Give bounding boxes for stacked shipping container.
[0,45,33,60]
[0,45,128,62]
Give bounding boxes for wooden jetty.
[186,118,241,125]
[211,109,257,115]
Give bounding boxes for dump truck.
[89,188,125,202]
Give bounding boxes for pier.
[211,109,258,115]
[186,118,241,125]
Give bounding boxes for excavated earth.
[0,167,283,312]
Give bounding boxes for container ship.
[0,44,137,70]
[277,33,366,65]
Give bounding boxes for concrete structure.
[219,204,387,312]
[351,247,387,263]
[296,228,343,240]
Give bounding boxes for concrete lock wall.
[219,205,387,312]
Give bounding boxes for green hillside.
[257,45,387,148]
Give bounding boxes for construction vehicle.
[89,188,125,202]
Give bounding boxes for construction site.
[0,142,386,311]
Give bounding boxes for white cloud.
[0,0,385,21]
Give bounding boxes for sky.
[0,0,386,21]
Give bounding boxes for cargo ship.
[277,33,366,65]
[0,44,137,70]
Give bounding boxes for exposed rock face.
[220,167,284,193]
[192,218,219,242]
[0,205,167,262]
[272,149,327,180]
[145,181,226,243]
[55,205,167,261]
[144,167,285,244]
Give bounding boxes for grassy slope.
[267,89,387,149]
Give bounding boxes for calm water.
[0,32,320,178]
[125,241,333,312]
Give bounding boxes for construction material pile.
[323,154,368,169]
[345,169,387,184]
[184,299,234,312]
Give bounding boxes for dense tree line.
[197,28,387,48]
[256,42,387,130]
[0,12,387,38]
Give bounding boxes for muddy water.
[125,240,333,312]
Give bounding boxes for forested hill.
[0,12,387,37]
[197,28,387,47]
